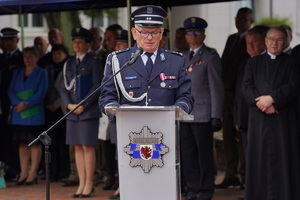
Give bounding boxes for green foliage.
[254,16,293,28]
[60,11,81,54]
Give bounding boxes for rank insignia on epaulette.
[160,53,165,61]
[115,48,130,55]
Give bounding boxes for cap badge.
[147,7,153,14]
[76,28,80,33]
[191,18,196,23]
[117,29,122,36]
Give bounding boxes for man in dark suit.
[180,17,224,200]
[216,7,253,189]
[89,27,106,71]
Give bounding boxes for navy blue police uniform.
[60,27,103,146]
[99,5,194,147]
[99,5,193,114]
[0,27,24,181]
[99,46,193,112]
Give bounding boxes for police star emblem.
[124,126,169,173]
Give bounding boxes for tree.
[44,11,81,53]
[254,16,293,27]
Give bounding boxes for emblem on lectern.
[124,126,169,173]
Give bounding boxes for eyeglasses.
[266,36,285,43]
[134,27,161,38]
[186,31,203,36]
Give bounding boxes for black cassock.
[242,52,300,200]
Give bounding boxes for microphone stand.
[28,56,139,200]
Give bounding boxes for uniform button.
[130,85,132,88]
[148,99,151,102]
[148,86,151,89]
[169,85,172,88]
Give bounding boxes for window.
[18,13,44,28]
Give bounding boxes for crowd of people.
[0,4,300,200]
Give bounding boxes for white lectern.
[106,106,193,200]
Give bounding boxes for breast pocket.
[123,79,142,90]
[162,80,178,89]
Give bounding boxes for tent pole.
[127,0,132,47]
[167,6,172,50]
[19,14,25,49]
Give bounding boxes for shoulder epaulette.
[164,49,183,56]
[206,46,217,54]
[114,48,130,55]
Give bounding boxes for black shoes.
[72,193,82,198]
[215,176,240,189]
[24,176,38,185]
[81,187,95,198]
[72,187,95,198]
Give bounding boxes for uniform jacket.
[0,49,23,117]
[60,53,103,121]
[99,45,194,114]
[7,65,48,125]
[184,44,224,123]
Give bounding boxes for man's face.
[235,12,253,34]
[2,37,19,52]
[185,30,206,48]
[90,29,102,51]
[246,34,266,57]
[72,38,90,56]
[48,30,63,45]
[34,37,49,56]
[131,26,163,53]
[104,30,117,52]
[115,41,128,51]
[175,29,189,52]
[265,29,286,56]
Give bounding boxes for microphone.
[127,47,143,66]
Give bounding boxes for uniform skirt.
[66,119,99,146]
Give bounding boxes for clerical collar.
[267,51,276,59]
[76,53,87,62]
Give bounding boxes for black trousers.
[180,122,214,200]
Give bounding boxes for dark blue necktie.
[145,52,153,77]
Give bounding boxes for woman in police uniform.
[61,27,103,198]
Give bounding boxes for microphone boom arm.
[28,48,142,147]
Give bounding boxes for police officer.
[0,27,23,181]
[99,5,193,114]
[60,27,103,197]
[115,29,129,51]
[180,17,224,200]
